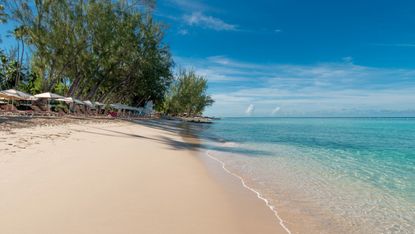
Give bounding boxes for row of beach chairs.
[0,103,147,119]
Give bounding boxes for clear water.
[198,118,415,233]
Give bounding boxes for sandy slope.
[0,120,286,234]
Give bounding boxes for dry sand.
[0,120,287,234]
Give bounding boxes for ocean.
[197,117,415,233]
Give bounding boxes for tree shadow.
[128,119,272,156]
[0,116,60,129]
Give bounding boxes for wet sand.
[0,120,287,234]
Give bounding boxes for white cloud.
[271,107,281,115]
[178,28,189,35]
[183,12,237,31]
[174,55,415,116]
[246,104,255,115]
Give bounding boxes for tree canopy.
[161,70,214,117]
[0,4,6,23]
[0,4,7,43]
[2,0,173,107]
[1,0,214,115]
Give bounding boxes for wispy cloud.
[161,0,237,33]
[183,12,237,31]
[175,55,415,116]
[246,104,255,115]
[271,107,281,115]
[160,1,281,35]
[177,28,189,35]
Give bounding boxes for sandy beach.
[0,119,286,234]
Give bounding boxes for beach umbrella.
[56,97,72,103]
[1,89,36,100]
[93,101,105,114]
[74,99,85,105]
[110,103,127,117]
[1,89,37,111]
[34,92,64,99]
[56,97,85,105]
[56,97,85,112]
[110,103,132,110]
[0,90,26,111]
[83,100,95,108]
[0,90,22,100]
[0,92,14,99]
[34,92,65,111]
[110,103,122,109]
[94,101,105,107]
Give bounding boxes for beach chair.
[31,105,48,117]
[5,105,27,116]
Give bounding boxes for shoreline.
[204,150,291,234]
[0,119,286,233]
[178,125,293,233]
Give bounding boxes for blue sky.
[1,0,415,116]
[156,0,415,117]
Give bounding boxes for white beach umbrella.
[94,101,105,107]
[56,97,72,103]
[0,90,23,100]
[0,90,27,111]
[0,91,17,99]
[34,92,65,111]
[56,97,85,105]
[74,99,85,105]
[34,92,64,99]
[110,103,130,111]
[1,89,36,100]
[56,97,85,113]
[110,103,123,109]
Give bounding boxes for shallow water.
[198,118,415,233]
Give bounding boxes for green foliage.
[161,70,214,116]
[3,0,173,105]
[1,1,214,114]
[0,4,6,23]
[18,71,43,95]
[0,50,27,90]
[0,4,6,43]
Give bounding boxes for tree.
[161,70,214,116]
[0,4,7,43]
[0,49,30,90]
[0,4,6,23]
[3,0,173,104]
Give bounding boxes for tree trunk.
[68,73,81,97]
[86,78,103,100]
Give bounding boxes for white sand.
[0,120,286,234]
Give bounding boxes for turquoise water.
[200,118,415,233]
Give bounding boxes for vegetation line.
[0,0,213,117]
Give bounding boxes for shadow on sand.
[81,119,272,156]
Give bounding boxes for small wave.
[205,150,292,234]
[222,141,240,147]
